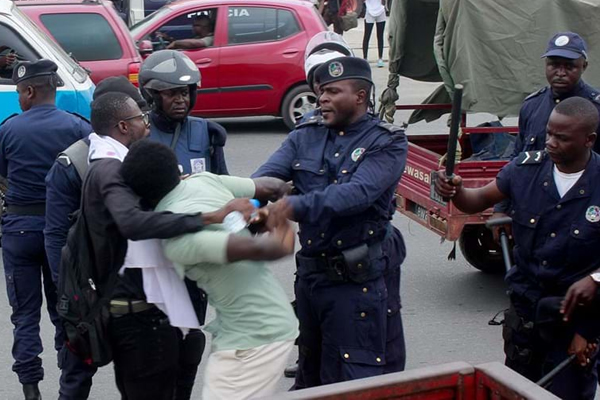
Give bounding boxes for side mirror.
[138,40,153,59]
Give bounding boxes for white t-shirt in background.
[365,0,385,17]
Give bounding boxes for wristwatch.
[590,272,600,284]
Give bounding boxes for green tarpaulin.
[384,0,600,122]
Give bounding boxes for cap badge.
[351,147,365,162]
[555,35,570,47]
[586,205,600,223]
[329,61,343,78]
[17,65,26,78]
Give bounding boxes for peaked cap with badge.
[542,31,588,60]
[12,59,58,85]
[314,56,373,87]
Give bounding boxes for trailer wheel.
[459,225,506,274]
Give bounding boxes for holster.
[503,307,535,367]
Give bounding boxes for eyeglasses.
[115,112,150,127]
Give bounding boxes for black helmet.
[139,50,201,110]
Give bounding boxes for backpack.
[56,178,118,367]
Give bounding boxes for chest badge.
[586,205,600,223]
[351,147,365,162]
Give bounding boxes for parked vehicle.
[0,0,94,121]
[17,0,143,85]
[131,0,326,129]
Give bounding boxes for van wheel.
[459,225,507,274]
[281,85,317,131]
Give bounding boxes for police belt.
[296,241,383,281]
[5,204,46,216]
[109,299,155,316]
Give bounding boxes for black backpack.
[56,181,118,367]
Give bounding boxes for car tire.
[281,84,317,131]
[458,225,507,274]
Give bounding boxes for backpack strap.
[59,139,90,180]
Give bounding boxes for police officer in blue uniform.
[137,50,229,399]
[513,31,600,157]
[253,57,408,388]
[44,76,149,400]
[0,59,91,400]
[436,97,600,399]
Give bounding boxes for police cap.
[314,56,373,88]
[12,59,58,85]
[542,31,588,60]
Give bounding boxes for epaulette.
[524,87,547,101]
[378,121,405,135]
[589,91,600,105]
[295,115,322,129]
[66,111,90,123]
[516,150,545,165]
[0,113,18,126]
[56,154,72,167]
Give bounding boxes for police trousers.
[503,295,597,400]
[109,306,205,400]
[294,270,389,388]
[2,230,63,384]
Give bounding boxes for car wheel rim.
[290,91,317,123]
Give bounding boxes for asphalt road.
[0,21,518,400]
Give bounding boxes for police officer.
[253,57,408,388]
[435,97,600,399]
[138,50,228,399]
[0,59,91,400]
[44,76,149,400]
[513,31,600,157]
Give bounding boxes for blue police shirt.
[253,114,407,257]
[0,104,91,231]
[513,80,600,157]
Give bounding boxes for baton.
[443,84,464,201]
[485,216,513,273]
[536,354,576,388]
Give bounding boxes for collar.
[329,113,371,137]
[88,132,129,162]
[151,110,187,133]
[542,151,599,202]
[28,103,57,111]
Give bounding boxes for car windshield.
[130,7,172,36]
[13,4,88,82]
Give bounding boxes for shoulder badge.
[516,150,545,165]
[589,92,600,105]
[524,87,547,101]
[66,111,90,123]
[295,115,322,129]
[0,113,18,127]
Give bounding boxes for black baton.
[445,84,464,179]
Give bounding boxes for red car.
[17,0,143,85]
[131,0,326,129]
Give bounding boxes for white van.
[0,0,95,121]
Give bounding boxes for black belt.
[296,242,383,275]
[109,299,155,316]
[5,204,46,216]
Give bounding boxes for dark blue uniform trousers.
[2,230,62,384]
[294,270,394,388]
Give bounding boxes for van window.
[228,7,300,45]
[40,13,123,61]
[0,23,39,84]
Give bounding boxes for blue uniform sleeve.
[511,106,528,159]
[44,161,82,284]
[0,124,8,178]
[495,160,516,200]
[287,134,407,224]
[251,132,298,180]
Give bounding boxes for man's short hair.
[20,75,59,95]
[554,96,599,134]
[90,92,133,136]
[121,140,181,206]
[351,79,372,98]
[194,14,213,29]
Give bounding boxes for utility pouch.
[503,307,535,367]
[343,243,371,283]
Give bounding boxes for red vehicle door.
[141,5,223,113]
[217,5,306,115]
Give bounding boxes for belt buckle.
[327,255,346,281]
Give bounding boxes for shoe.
[284,362,298,378]
[23,383,41,400]
[377,59,384,68]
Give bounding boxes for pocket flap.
[292,159,326,175]
[339,347,385,366]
